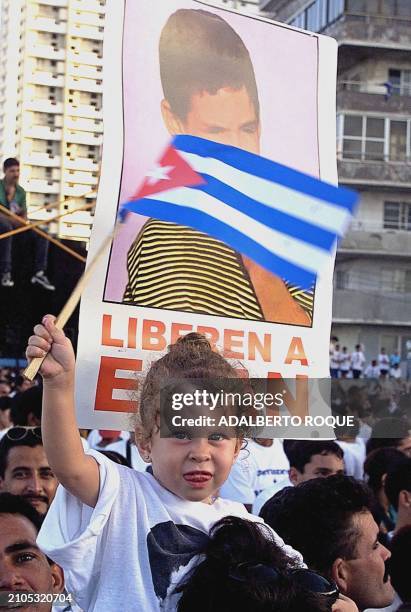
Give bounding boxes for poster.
[75,0,338,429]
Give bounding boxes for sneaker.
[1,272,14,288]
[31,270,55,291]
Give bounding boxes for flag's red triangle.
[132,144,205,200]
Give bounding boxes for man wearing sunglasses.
[261,475,395,612]
[0,428,58,517]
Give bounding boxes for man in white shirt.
[330,343,341,378]
[390,363,402,380]
[219,438,289,511]
[351,344,366,379]
[339,346,351,378]
[364,360,380,379]
[252,440,345,515]
[378,348,390,378]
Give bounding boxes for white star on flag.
[145,164,174,185]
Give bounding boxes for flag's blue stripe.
[195,173,336,251]
[173,135,357,213]
[124,198,316,288]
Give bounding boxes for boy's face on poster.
[161,85,261,154]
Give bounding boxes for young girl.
[26,316,303,612]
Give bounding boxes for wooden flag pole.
[0,204,87,263]
[24,230,115,381]
[0,202,95,241]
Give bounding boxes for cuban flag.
[120,135,358,288]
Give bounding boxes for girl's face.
[138,430,241,503]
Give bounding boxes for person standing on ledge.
[0,158,55,290]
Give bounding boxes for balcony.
[325,12,411,54]
[337,81,411,114]
[338,158,411,187]
[27,17,67,34]
[26,179,60,194]
[62,184,95,197]
[22,152,61,167]
[59,223,92,241]
[67,50,103,67]
[71,0,106,15]
[64,130,103,146]
[338,222,411,257]
[67,76,102,93]
[66,103,102,119]
[36,0,68,6]
[70,11,105,27]
[27,71,64,88]
[65,117,103,133]
[67,64,102,80]
[25,126,63,141]
[64,157,99,172]
[24,99,63,114]
[63,170,98,185]
[69,23,104,41]
[333,288,411,325]
[27,44,65,61]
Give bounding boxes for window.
[383,201,411,230]
[336,270,349,289]
[380,334,399,354]
[346,0,411,15]
[388,69,411,96]
[289,0,344,31]
[390,121,407,161]
[340,115,384,160]
[338,114,411,161]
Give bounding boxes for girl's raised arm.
[26,315,100,507]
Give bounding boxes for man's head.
[385,458,411,519]
[10,386,42,427]
[389,526,411,604]
[0,398,12,431]
[3,158,20,184]
[0,428,58,516]
[159,9,260,153]
[364,447,407,496]
[355,344,361,351]
[261,475,394,610]
[284,440,344,485]
[0,381,11,398]
[0,493,64,611]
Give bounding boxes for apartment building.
[0,0,105,241]
[209,0,260,13]
[260,0,411,361]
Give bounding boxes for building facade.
[210,0,260,13]
[0,0,105,241]
[260,0,411,361]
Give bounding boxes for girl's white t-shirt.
[37,450,303,612]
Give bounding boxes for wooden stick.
[0,202,95,241]
[0,204,86,263]
[24,230,115,381]
[31,190,96,215]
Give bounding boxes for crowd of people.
[0,321,409,611]
[330,338,405,381]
